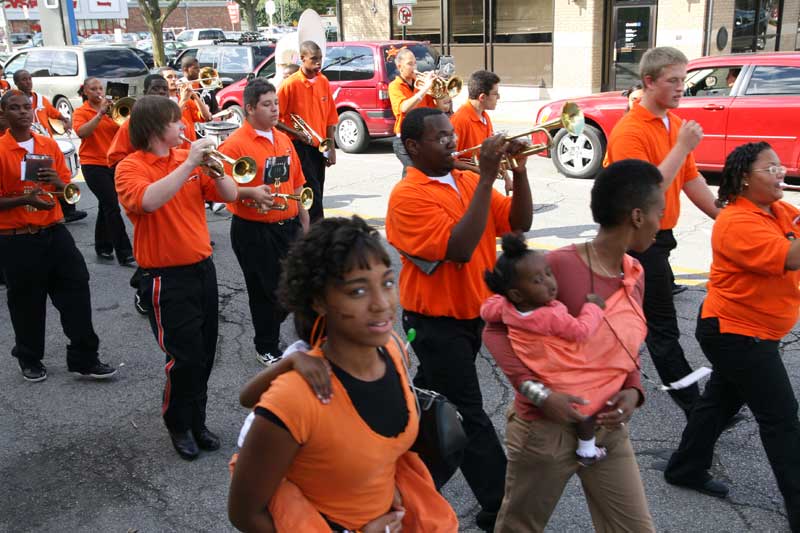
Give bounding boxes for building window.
[493,0,553,43]
[450,0,483,44]
[732,0,781,53]
[391,0,441,44]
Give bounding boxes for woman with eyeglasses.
[664,142,800,532]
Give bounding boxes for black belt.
[0,221,63,236]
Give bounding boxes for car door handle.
[702,104,725,110]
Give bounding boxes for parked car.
[109,43,154,69]
[175,28,226,47]
[171,41,275,84]
[2,46,149,120]
[10,33,33,46]
[215,40,440,153]
[83,33,115,46]
[120,33,141,46]
[137,39,180,64]
[535,52,800,179]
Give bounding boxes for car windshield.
[85,48,148,77]
[383,43,439,81]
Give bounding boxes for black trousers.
[139,257,218,433]
[665,310,800,531]
[292,141,326,223]
[402,311,507,513]
[82,164,132,260]
[392,137,413,177]
[0,224,100,369]
[230,215,300,355]
[628,229,699,414]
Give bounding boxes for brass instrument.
[414,70,463,100]
[8,183,81,207]
[272,187,314,211]
[179,134,257,184]
[108,97,135,125]
[275,121,313,145]
[290,114,332,152]
[452,102,585,170]
[177,67,223,91]
[48,117,67,135]
[780,182,800,191]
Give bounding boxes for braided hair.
[716,142,772,208]
[484,233,533,297]
[278,216,391,342]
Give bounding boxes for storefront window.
[391,0,441,44]
[494,0,553,43]
[450,0,483,44]
[732,0,781,53]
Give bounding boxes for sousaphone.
[272,9,327,72]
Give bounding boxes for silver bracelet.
[519,380,551,407]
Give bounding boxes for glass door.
[611,4,656,90]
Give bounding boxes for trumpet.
[290,114,332,152]
[6,183,81,207]
[246,187,314,213]
[275,121,313,145]
[414,70,463,100]
[177,67,223,92]
[179,134,257,184]
[780,182,800,191]
[452,102,585,169]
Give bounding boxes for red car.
[536,52,800,179]
[216,40,440,153]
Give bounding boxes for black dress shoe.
[193,427,221,451]
[118,255,137,267]
[64,210,88,223]
[672,283,689,295]
[97,251,115,260]
[169,430,200,460]
[665,475,729,499]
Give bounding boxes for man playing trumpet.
[219,78,309,365]
[179,57,213,136]
[0,90,117,383]
[277,40,338,223]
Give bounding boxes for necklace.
[587,241,623,278]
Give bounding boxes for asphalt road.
[0,131,796,532]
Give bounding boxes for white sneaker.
[255,352,282,366]
[211,202,226,213]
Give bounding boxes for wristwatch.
[520,380,551,407]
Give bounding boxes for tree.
[235,0,260,31]
[138,0,182,67]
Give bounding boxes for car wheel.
[223,104,244,127]
[552,124,605,179]
[53,96,73,121]
[336,111,370,153]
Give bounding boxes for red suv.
[215,40,440,153]
[536,52,800,179]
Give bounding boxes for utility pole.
[184,0,189,29]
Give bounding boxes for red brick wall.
[126,6,233,33]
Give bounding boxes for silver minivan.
[1,46,149,120]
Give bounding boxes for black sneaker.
[69,360,117,380]
[134,293,150,315]
[19,359,47,382]
[64,210,88,224]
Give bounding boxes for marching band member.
[277,40,338,223]
[179,57,213,134]
[73,77,134,267]
[218,79,309,366]
[385,107,532,532]
[115,95,238,460]
[0,66,10,94]
[0,90,117,383]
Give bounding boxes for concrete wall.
[655,0,707,60]
[551,0,605,97]
[341,0,390,40]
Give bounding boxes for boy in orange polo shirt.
[605,47,720,418]
[388,48,436,174]
[385,107,532,531]
[219,78,309,365]
[277,40,338,222]
[0,90,116,383]
[115,95,239,461]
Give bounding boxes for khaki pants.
[495,408,655,533]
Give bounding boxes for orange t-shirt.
[605,103,699,230]
[0,131,71,229]
[386,167,512,319]
[115,148,226,269]
[388,76,436,135]
[72,101,119,166]
[450,101,493,154]
[256,340,419,531]
[702,196,800,340]
[277,70,338,148]
[29,93,62,135]
[107,118,195,167]
[218,121,305,222]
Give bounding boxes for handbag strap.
[388,331,422,417]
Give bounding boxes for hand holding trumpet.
[478,134,529,184]
[241,184,275,212]
[23,187,57,211]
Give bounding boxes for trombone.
[414,70,463,100]
[179,134,257,184]
[290,114,332,152]
[451,102,585,169]
[107,96,135,125]
[177,67,223,92]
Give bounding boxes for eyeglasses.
[426,133,457,146]
[752,165,787,175]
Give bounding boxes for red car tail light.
[377,81,389,101]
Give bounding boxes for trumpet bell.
[561,102,585,137]
[446,76,463,99]
[232,157,257,184]
[62,183,81,204]
[298,187,314,210]
[111,97,136,125]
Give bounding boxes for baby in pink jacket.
[482,233,608,465]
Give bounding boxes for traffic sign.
[227,2,240,25]
[265,0,275,15]
[398,5,412,26]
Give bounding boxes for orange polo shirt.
[1,80,10,92]
[181,98,206,132]
[702,196,800,340]
[107,118,195,167]
[605,103,699,230]
[388,76,436,135]
[218,121,305,222]
[115,148,226,269]
[29,93,62,135]
[277,70,338,148]
[0,131,70,229]
[72,101,119,167]
[386,167,512,319]
[450,101,493,154]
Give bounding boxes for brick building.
[126,0,234,34]
[339,0,800,97]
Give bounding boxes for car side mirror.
[246,72,255,81]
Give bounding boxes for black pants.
[665,310,800,531]
[139,257,218,433]
[628,229,699,414]
[230,215,300,355]
[0,224,100,369]
[392,137,413,177]
[59,196,76,216]
[292,141,326,223]
[402,311,507,513]
[82,164,132,260]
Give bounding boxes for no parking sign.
[398,5,412,26]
